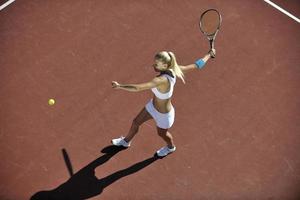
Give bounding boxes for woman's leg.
[156,127,175,149]
[124,107,152,142]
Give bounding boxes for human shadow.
[30,145,159,200]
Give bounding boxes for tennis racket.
[199,9,222,58]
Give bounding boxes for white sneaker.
[111,136,131,148]
[156,146,176,157]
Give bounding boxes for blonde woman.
[111,49,216,157]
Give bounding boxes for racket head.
[199,9,222,38]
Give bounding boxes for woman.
[111,49,216,157]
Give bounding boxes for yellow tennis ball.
[48,99,55,106]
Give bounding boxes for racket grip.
[208,49,216,58]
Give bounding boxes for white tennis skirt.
[145,99,175,129]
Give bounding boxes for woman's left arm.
[179,49,216,73]
[112,76,165,92]
[179,53,211,73]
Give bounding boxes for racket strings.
[200,10,220,35]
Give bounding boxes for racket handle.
[208,39,216,58]
[209,39,214,49]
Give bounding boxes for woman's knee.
[157,128,168,137]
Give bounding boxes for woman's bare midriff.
[153,96,173,113]
[152,75,173,113]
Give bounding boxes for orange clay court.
[0,0,300,199]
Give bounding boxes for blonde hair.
[154,51,185,84]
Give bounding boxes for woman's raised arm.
[179,49,216,73]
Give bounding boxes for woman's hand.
[111,81,120,89]
[209,48,216,58]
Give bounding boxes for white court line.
[0,0,15,11]
[264,0,300,23]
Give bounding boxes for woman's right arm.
[180,49,215,73]
[111,76,166,92]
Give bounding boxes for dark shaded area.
[30,145,158,200]
[62,148,74,177]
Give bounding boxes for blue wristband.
[195,59,205,69]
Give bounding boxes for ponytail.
[168,52,185,84]
[155,51,185,84]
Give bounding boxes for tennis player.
[111,49,216,157]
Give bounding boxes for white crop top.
[151,73,176,100]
